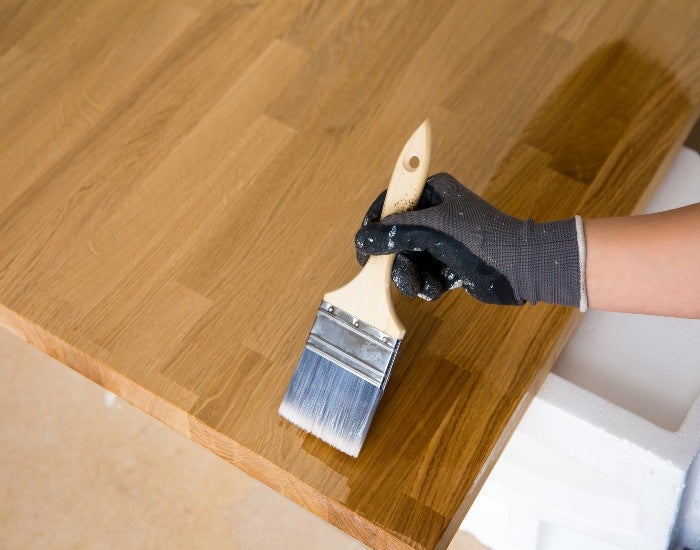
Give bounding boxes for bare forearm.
[584,203,700,318]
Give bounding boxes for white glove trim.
[575,215,588,312]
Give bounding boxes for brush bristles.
[279,349,383,457]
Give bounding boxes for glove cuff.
[518,217,585,309]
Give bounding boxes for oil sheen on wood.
[1,1,699,548]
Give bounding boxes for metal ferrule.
[305,301,401,388]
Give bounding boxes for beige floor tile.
[0,327,487,549]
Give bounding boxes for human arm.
[584,204,700,318]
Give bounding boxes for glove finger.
[411,253,447,301]
[390,252,420,298]
[440,265,464,291]
[355,222,443,256]
[391,251,449,301]
[356,248,369,267]
[356,191,386,266]
[361,190,387,227]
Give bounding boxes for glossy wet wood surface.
[1,2,699,548]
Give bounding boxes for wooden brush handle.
[324,120,432,339]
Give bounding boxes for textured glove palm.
[355,173,584,308]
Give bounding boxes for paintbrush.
[279,120,432,457]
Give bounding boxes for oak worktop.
[1,1,699,548]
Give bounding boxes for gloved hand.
[355,173,587,310]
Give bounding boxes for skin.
[584,203,700,318]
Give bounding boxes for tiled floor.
[0,327,487,549]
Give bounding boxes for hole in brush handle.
[403,152,420,171]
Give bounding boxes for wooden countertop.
[1,2,699,548]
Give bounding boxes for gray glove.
[355,173,587,309]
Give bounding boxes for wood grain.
[1,1,699,548]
